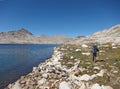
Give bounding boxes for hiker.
[91,44,99,62]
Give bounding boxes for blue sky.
[0,0,120,37]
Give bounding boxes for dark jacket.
[92,45,99,53]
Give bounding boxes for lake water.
[0,44,59,89]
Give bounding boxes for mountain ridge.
[0,28,71,44]
[66,24,120,45]
[1,24,120,44]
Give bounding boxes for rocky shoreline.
[5,45,116,89]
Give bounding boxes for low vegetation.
[58,43,120,89]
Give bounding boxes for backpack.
[92,45,99,53]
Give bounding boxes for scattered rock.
[101,85,113,89]
[70,56,74,59]
[113,71,118,74]
[20,80,26,84]
[75,49,81,51]
[59,81,71,89]
[80,74,91,81]
[93,66,100,70]
[91,83,101,89]
[38,78,46,85]
[112,46,117,49]
[96,69,107,77]
[6,47,114,89]
[82,52,91,56]
[79,82,86,89]
[12,81,21,89]
[42,73,48,79]
[81,44,88,48]
[90,74,97,80]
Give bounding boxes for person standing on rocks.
[91,44,99,62]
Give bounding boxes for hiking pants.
[93,53,97,62]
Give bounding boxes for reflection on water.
[0,44,59,88]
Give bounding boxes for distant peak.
[18,28,33,35]
[110,24,120,29]
[18,28,27,31]
[114,24,120,27]
[54,34,69,38]
[76,36,86,38]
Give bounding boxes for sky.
[0,0,120,37]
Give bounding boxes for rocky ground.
[6,43,120,89]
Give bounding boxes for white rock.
[59,81,71,89]
[38,78,46,85]
[90,74,97,80]
[8,84,12,88]
[67,62,73,65]
[101,85,113,89]
[112,43,115,46]
[33,67,37,72]
[61,48,66,50]
[79,82,86,89]
[106,86,113,89]
[82,52,90,56]
[74,80,81,86]
[74,60,80,65]
[99,50,106,53]
[112,46,117,49]
[113,70,118,73]
[91,83,101,89]
[42,73,48,78]
[46,62,53,66]
[53,57,60,65]
[101,86,107,89]
[96,69,106,77]
[82,44,88,48]
[70,56,74,59]
[94,66,100,70]
[70,48,73,50]
[80,74,91,81]
[68,74,80,81]
[12,81,21,89]
[75,49,81,51]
